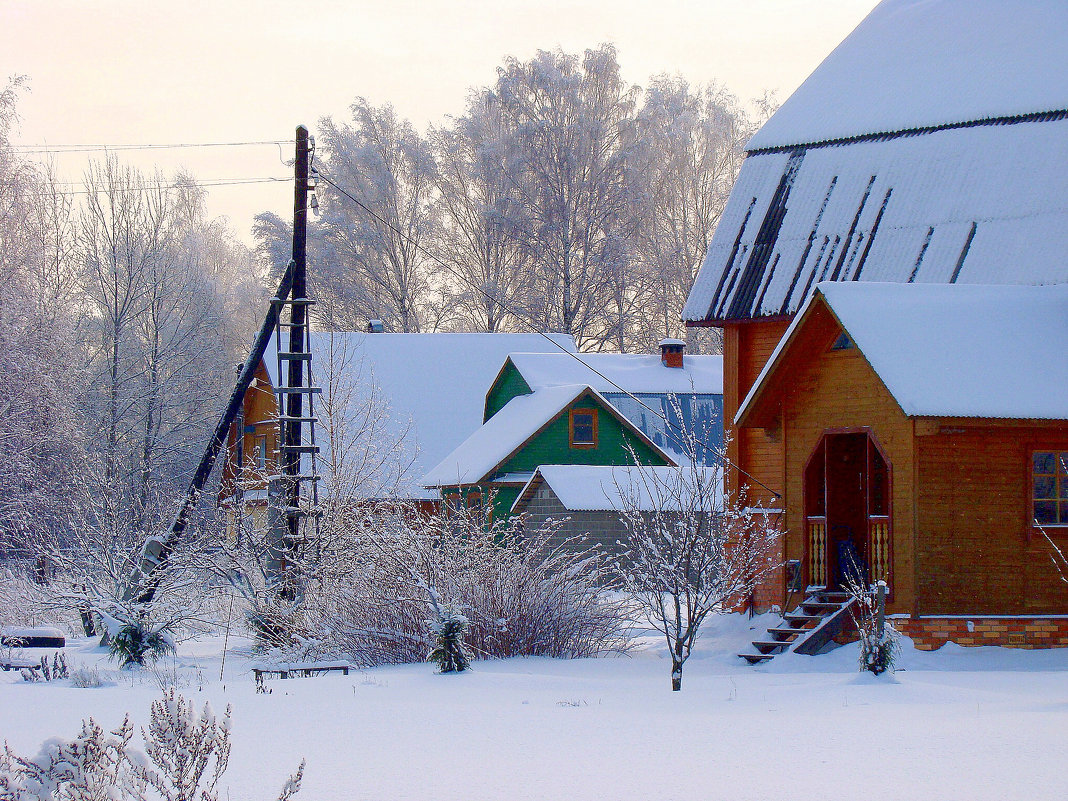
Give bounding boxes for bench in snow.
[250,661,352,680]
[0,658,42,673]
[1,627,65,648]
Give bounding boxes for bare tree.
[613,456,780,690]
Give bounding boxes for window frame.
[569,408,598,449]
[1031,449,1068,531]
[253,435,268,471]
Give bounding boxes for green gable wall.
[484,360,532,421]
[494,392,668,477]
[440,391,671,524]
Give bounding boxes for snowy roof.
[747,0,1068,151]
[737,282,1068,423]
[422,385,673,488]
[503,352,723,395]
[683,117,1068,324]
[512,465,723,514]
[422,385,594,487]
[265,332,575,498]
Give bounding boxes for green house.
[421,384,675,524]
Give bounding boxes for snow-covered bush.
[428,605,471,673]
[847,579,898,675]
[0,691,304,801]
[287,503,631,667]
[69,666,105,689]
[107,621,176,669]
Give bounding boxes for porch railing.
[868,517,892,585]
[807,517,827,587]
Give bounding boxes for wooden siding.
[220,361,279,502]
[723,319,790,506]
[916,425,1068,615]
[484,360,532,421]
[743,304,916,613]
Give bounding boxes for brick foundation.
[894,617,1068,650]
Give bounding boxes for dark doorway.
[803,431,892,590]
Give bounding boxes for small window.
[831,331,854,350]
[253,436,267,470]
[569,409,597,448]
[1033,451,1068,527]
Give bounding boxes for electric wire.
[314,167,782,502]
[12,140,290,154]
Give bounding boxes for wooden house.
[682,0,1068,646]
[218,332,575,534]
[736,282,1068,648]
[422,342,723,523]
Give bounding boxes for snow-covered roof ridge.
[504,352,723,395]
[512,465,723,513]
[264,331,576,499]
[737,282,1068,423]
[748,0,1068,151]
[422,385,593,488]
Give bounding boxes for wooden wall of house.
[723,319,790,507]
[916,424,1068,615]
[749,305,917,613]
[219,360,279,501]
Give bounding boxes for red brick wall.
[895,617,1068,650]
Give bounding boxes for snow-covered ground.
[2,615,1066,801]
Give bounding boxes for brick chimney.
[659,338,685,368]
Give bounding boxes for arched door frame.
[802,427,893,591]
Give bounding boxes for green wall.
[441,391,670,525]
[484,360,532,421]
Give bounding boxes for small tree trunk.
[671,659,683,691]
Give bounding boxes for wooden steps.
[739,589,857,665]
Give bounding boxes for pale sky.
[3,0,880,243]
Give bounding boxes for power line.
[28,176,291,198]
[12,140,289,154]
[314,167,781,501]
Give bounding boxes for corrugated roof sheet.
[683,117,1068,323]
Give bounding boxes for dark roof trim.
[746,108,1068,155]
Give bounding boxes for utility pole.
[274,124,321,599]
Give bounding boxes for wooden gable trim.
[736,290,910,429]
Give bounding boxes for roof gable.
[422,385,674,488]
[738,282,1068,424]
[748,0,1068,151]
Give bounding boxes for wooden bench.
[1,659,42,673]
[250,661,351,681]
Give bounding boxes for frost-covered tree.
[628,78,763,352]
[430,93,535,332]
[315,100,440,332]
[492,45,639,349]
[613,455,780,690]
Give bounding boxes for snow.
[683,116,1068,323]
[738,282,1068,422]
[264,332,575,498]
[421,385,622,487]
[1,626,64,640]
[514,465,723,513]
[506,352,722,395]
[747,0,1068,151]
[3,621,1068,801]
